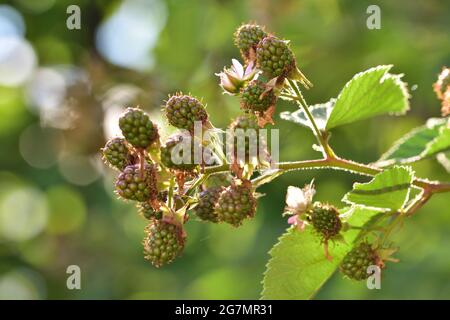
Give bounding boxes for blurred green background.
[0,0,449,299]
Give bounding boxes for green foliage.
[378,118,450,165]
[342,166,414,211]
[262,207,380,300]
[326,65,410,130]
[424,125,450,157]
[280,100,334,131]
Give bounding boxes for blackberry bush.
[100,22,450,299]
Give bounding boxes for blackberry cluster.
[164,94,208,132]
[241,80,277,113]
[100,23,316,270]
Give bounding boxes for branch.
[286,79,335,158]
[204,157,450,194]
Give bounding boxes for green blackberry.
[340,242,379,281]
[137,202,163,220]
[164,94,208,132]
[102,137,135,170]
[194,187,224,223]
[307,203,342,241]
[215,183,256,226]
[234,24,267,61]
[160,133,198,171]
[203,173,232,189]
[241,80,277,113]
[119,108,159,149]
[143,220,185,267]
[229,113,261,164]
[115,164,157,202]
[256,35,296,79]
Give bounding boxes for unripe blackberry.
[256,35,296,79]
[160,133,198,171]
[308,203,342,240]
[143,220,185,267]
[194,187,224,223]
[137,202,163,220]
[119,108,159,149]
[230,113,260,131]
[340,242,379,281]
[215,183,257,226]
[241,80,277,113]
[115,164,157,202]
[102,137,134,170]
[234,24,267,61]
[229,113,261,164]
[164,94,208,132]
[203,173,232,189]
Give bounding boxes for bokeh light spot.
[58,154,101,186]
[0,37,36,87]
[0,5,25,37]
[19,124,64,169]
[0,270,39,300]
[0,187,48,241]
[46,185,87,235]
[96,0,167,70]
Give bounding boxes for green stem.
[286,79,335,158]
[204,157,450,194]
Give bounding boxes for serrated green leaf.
[280,99,335,131]
[342,166,414,211]
[261,207,380,300]
[378,118,449,166]
[423,123,450,156]
[326,65,410,130]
